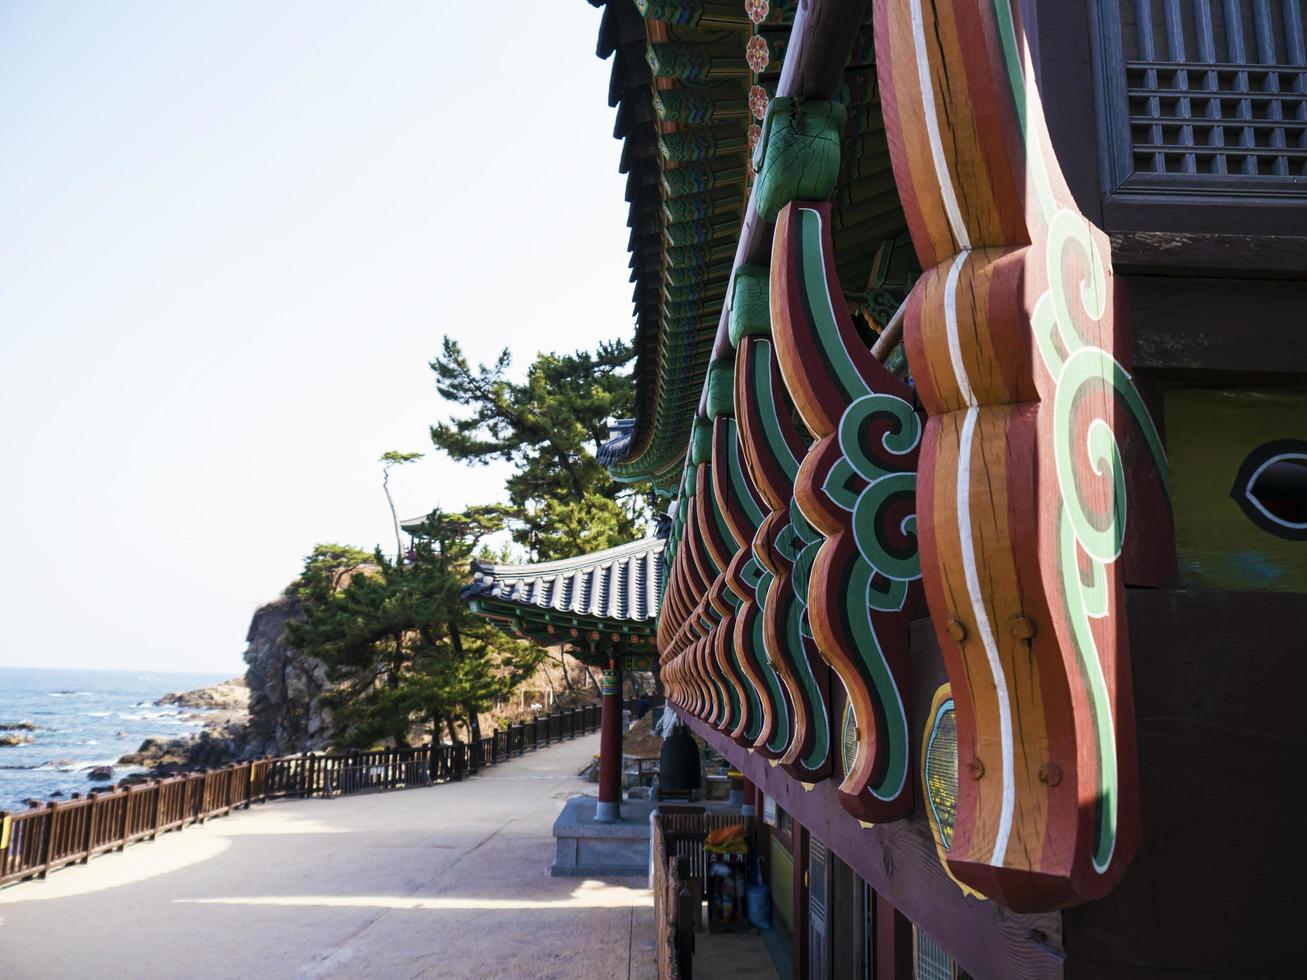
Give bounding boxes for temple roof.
[462,537,664,640]
[587,0,910,491]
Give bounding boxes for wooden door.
[809,837,831,980]
[830,850,869,980]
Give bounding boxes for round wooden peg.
[1039,763,1062,786]
[1010,616,1036,640]
[966,757,985,780]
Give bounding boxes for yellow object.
[1,815,11,851]
[705,823,746,846]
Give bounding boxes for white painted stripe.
[943,251,973,406]
[909,0,971,250]
[946,256,1015,867]
[956,406,1015,867]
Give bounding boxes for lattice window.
[913,926,957,980]
[840,701,858,779]
[1118,0,1307,178]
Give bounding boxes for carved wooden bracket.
[876,0,1171,908]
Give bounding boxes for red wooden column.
[595,657,623,823]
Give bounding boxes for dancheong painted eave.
[460,536,665,634]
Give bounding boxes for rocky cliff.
[241,591,336,757]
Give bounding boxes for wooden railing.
[0,703,611,889]
[651,806,755,980]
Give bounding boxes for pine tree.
[429,337,654,559]
[287,509,542,749]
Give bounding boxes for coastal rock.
[241,592,336,758]
[1,733,33,747]
[0,720,38,731]
[87,765,114,781]
[158,679,248,713]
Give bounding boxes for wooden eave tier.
[588,0,905,486]
[461,537,664,657]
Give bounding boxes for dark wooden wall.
[1062,589,1306,979]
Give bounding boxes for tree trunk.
[555,650,578,694]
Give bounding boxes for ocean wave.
[117,710,183,721]
[49,691,94,698]
[86,711,113,718]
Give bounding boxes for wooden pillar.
[740,773,758,818]
[595,656,623,822]
[875,893,913,980]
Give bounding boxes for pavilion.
[461,537,664,823]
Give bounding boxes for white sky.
[0,2,634,673]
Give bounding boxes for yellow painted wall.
[770,835,794,928]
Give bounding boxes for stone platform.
[550,796,655,878]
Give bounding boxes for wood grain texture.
[1126,275,1307,382]
[877,0,1172,909]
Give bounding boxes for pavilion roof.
[462,537,664,646]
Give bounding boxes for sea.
[0,667,234,812]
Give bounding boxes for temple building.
[468,1,1304,976]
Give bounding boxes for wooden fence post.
[151,779,165,839]
[38,802,58,879]
[119,787,132,851]
[199,770,211,824]
[82,794,98,863]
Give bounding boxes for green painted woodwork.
[646,41,749,82]
[663,186,745,223]
[752,565,792,757]
[660,126,750,163]
[751,98,848,221]
[731,643,763,741]
[666,243,737,269]
[729,265,771,346]
[724,418,768,531]
[1166,388,1307,592]
[690,417,713,465]
[664,217,738,246]
[635,0,772,29]
[662,161,748,198]
[705,358,735,419]
[654,84,750,125]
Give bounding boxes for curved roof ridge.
[469,536,664,579]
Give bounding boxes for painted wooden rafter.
[733,277,833,783]
[876,0,1171,908]
[770,199,923,821]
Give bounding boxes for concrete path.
[0,733,657,980]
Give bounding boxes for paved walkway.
[0,733,657,980]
